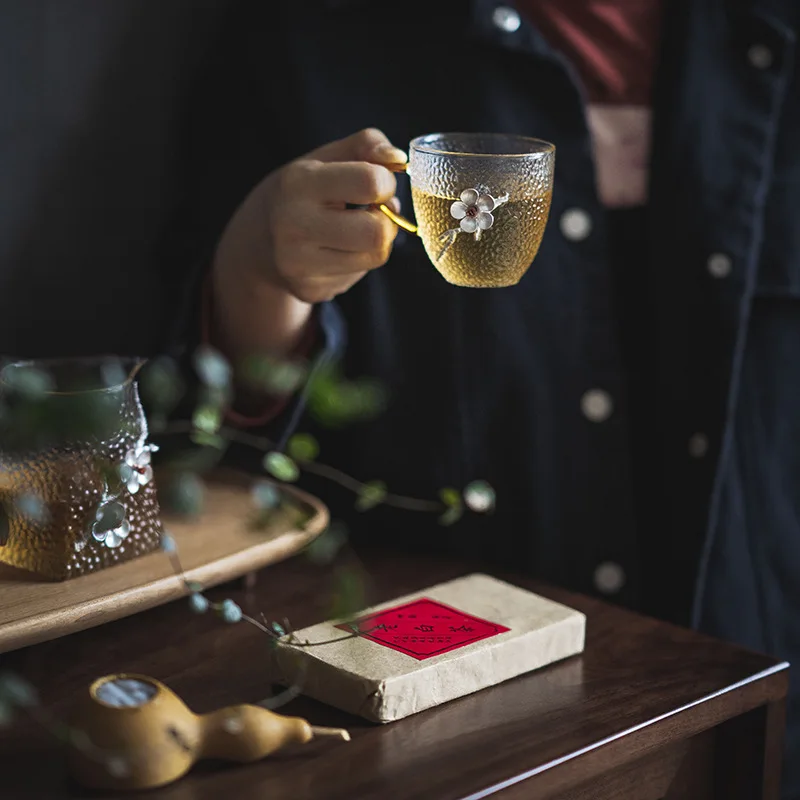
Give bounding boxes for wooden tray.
[0,471,328,654]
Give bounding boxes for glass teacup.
[0,357,163,580]
[379,132,555,288]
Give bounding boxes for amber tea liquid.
[411,188,552,288]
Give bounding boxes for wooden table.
[0,550,788,799]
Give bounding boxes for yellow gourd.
[68,673,349,791]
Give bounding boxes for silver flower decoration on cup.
[450,189,498,236]
[436,186,510,260]
[120,442,158,495]
[91,499,130,549]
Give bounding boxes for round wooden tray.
[0,470,328,654]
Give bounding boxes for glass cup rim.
[0,355,145,396]
[410,132,555,159]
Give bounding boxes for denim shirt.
[169,0,800,791]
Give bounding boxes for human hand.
[214,127,407,304]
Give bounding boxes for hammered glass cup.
[0,357,163,580]
[379,132,555,288]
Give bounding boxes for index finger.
[305,161,397,206]
[305,127,408,167]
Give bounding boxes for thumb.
[305,127,408,167]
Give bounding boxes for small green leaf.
[189,593,209,614]
[263,452,300,483]
[93,501,126,535]
[350,381,387,417]
[287,433,319,462]
[240,355,307,395]
[329,386,365,416]
[438,488,462,524]
[193,346,232,390]
[192,404,222,436]
[306,522,348,564]
[438,505,463,526]
[307,366,387,428]
[219,598,242,623]
[307,388,346,427]
[189,430,226,450]
[439,487,461,507]
[160,472,205,516]
[0,672,38,708]
[138,357,184,415]
[463,480,496,513]
[329,566,367,621]
[355,481,387,512]
[306,363,337,395]
[251,480,280,510]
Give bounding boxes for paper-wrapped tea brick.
[269,573,585,722]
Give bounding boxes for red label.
[336,597,510,660]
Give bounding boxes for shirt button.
[688,433,709,459]
[594,562,626,594]
[707,252,732,278]
[581,389,613,422]
[560,208,592,241]
[747,43,774,70]
[492,6,522,33]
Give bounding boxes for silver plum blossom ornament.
[436,186,510,260]
[120,442,158,495]
[450,189,497,235]
[91,499,130,549]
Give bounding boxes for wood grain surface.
[0,549,789,800]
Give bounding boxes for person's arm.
[211,273,313,368]
[206,128,406,422]
[200,271,317,424]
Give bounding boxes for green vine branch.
[158,420,445,514]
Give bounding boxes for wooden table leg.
[713,699,786,800]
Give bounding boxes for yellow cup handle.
[375,162,419,235]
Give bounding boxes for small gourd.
[68,673,349,791]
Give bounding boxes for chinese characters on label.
[335,598,510,660]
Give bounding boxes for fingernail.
[388,196,402,214]
[374,144,408,164]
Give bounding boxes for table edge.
[460,660,790,800]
